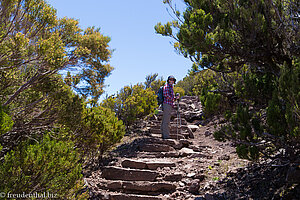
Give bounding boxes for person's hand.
[175,93,180,100]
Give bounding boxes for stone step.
[163,172,183,181]
[101,166,159,181]
[149,128,161,134]
[151,120,160,124]
[95,191,163,200]
[138,143,175,152]
[150,124,183,129]
[121,159,176,170]
[156,110,178,116]
[135,150,211,159]
[173,118,188,125]
[150,124,192,131]
[144,137,191,149]
[109,193,163,200]
[98,180,176,195]
[181,96,199,101]
[136,152,163,158]
[153,149,213,159]
[181,132,192,139]
[167,133,186,140]
[149,127,182,134]
[150,133,186,140]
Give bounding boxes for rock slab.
[101,166,158,181]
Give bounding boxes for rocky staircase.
[85,96,227,200]
[85,137,205,200]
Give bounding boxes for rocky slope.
[84,96,299,200]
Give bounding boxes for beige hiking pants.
[161,103,173,139]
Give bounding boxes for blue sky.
[47,0,193,100]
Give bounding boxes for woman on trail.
[161,75,179,139]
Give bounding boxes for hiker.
[161,75,179,139]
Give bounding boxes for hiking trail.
[84,96,249,200]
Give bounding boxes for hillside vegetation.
[0,0,299,199]
[0,0,125,198]
[156,0,299,161]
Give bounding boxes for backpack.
[157,85,172,105]
[157,86,164,105]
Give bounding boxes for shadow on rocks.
[206,160,300,200]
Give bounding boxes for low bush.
[102,84,157,127]
[0,134,84,198]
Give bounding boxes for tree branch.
[3,72,40,106]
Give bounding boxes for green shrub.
[203,92,222,116]
[213,124,233,142]
[144,73,166,93]
[102,84,157,127]
[192,69,232,116]
[174,86,185,97]
[122,84,157,125]
[232,105,252,140]
[236,144,259,160]
[78,105,125,156]
[0,106,13,135]
[150,78,165,94]
[266,92,288,136]
[176,75,196,96]
[242,72,275,105]
[0,134,83,198]
[213,105,261,160]
[277,60,300,137]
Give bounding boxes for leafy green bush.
[0,134,83,198]
[213,124,233,142]
[174,86,185,97]
[242,72,276,105]
[276,60,300,137]
[192,69,231,116]
[0,106,13,135]
[236,144,259,160]
[150,77,166,94]
[176,74,196,96]
[202,92,222,116]
[144,73,165,91]
[231,105,252,140]
[102,84,157,127]
[213,105,262,160]
[266,92,288,136]
[77,105,125,156]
